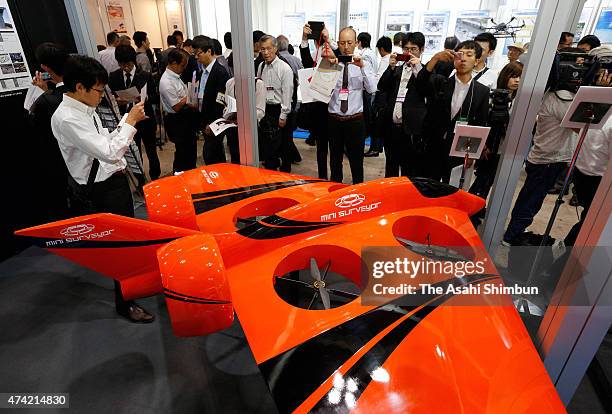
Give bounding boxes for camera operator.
[416,40,490,183]
[565,45,612,246]
[377,32,427,178]
[502,51,587,246]
[470,61,523,201]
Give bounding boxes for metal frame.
[63,0,98,57]
[229,0,259,166]
[480,0,583,250]
[538,166,612,404]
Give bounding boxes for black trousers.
[226,127,241,164]
[259,104,293,172]
[565,169,602,246]
[165,112,197,173]
[469,154,501,199]
[135,118,161,180]
[203,132,226,165]
[384,124,427,178]
[310,102,330,179]
[328,115,366,184]
[426,134,462,183]
[90,173,134,312]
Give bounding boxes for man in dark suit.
[30,42,70,223]
[192,35,230,164]
[416,40,490,183]
[108,44,160,181]
[378,32,428,178]
[159,34,178,74]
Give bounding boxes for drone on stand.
[484,17,526,41]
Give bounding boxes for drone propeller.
[309,258,330,310]
[396,235,470,262]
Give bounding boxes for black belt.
[329,112,364,122]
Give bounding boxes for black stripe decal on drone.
[163,288,230,304]
[237,215,341,240]
[191,179,323,200]
[22,237,180,249]
[192,180,322,213]
[163,292,231,305]
[258,273,498,414]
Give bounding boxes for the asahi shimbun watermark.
[361,246,540,306]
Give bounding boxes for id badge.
[339,88,349,101]
[216,92,225,105]
[454,116,468,132]
[396,88,408,103]
[266,86,275,100]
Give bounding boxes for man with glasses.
[325,27,377,184]
[257,34,295,171]
[51,55,153,323]
[192,35,230,165]
[377,32,428,178]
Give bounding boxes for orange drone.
[16,164,564,413]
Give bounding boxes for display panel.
[383,11,414,38]
[0,0,31,94]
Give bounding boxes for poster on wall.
[165,0,183,33]
[455,10,491,42]
[106,3,127,34]
[503,9,538,55]
[594,8,612,44]
[349,11,369,35]
[421,11,450,55]
[384,11,413,38]
[282,12,306,46]
[0,0,32,94]
[309,12,336,39]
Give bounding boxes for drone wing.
[157,204,564,413]
[144,163,345,233]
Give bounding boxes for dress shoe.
[117,304,155,323]
[305,137,316,146]
[364,151,379,157]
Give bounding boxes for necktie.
[340,64,349,113]
[125,72,131,88]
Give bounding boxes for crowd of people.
[27,25,610,320]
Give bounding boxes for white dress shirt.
[528,90,578,164]
[473,66,499,90]
[98,47,119,74]
[223,48,232,58]
[376,54,391,80]
[451,76,472,120]
[224,77,266,122]
[51,95,136,184]
[392,63,422,124]
[124,66,136,87]
[576,117,611,176]
[135,51,151,73]
[328,61,377,116]
[356,47,378,73]
[259,57,294,120]
[160,68,187,113]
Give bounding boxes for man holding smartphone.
[326,27,377,184]
[377,32,427,178]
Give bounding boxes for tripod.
[515,105,595,316]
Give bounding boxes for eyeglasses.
[403,46,420,53]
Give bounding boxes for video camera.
[548,49,598,93]
[487,89,512,154]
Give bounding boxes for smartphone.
[395,53,411,62]
[41,71,52,81]
[338,55,353,64]
[455,51,464,60]
[307,21,325,40]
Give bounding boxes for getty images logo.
[335,194,366,209]
[60,224,95,237]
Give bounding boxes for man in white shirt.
[257,35,295,172]
[375,36,392,80]
[98,32,120,74]
[472,32,499,90]
[326,27,377,184]
[51,55,150,323]
[356,32,378,70]
[503,89,577,245]
[159,48,198,173]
